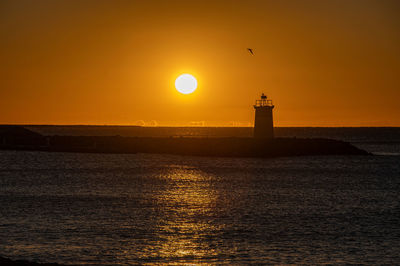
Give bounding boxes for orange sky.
[1,0,399,126]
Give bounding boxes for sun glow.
[175,74,197,94]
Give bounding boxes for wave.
[373,152,400,156]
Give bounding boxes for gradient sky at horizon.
[1,0,399,126]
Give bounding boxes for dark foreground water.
[1,128,400,264]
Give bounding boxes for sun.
[175,74,197,94]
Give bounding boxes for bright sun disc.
[175,74,197,94]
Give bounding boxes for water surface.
[1,150,399,264]
[1,127,400,264]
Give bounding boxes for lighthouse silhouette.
[253,93,274,138]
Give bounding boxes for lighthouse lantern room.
[253,93,274,139]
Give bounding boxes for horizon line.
[1,124,400,128]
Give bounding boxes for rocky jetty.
[0,126,369,157]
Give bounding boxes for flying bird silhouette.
[247,48,254,55]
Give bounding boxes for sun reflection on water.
[149,167,221,264]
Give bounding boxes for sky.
[1,0,399,126]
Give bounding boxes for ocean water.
[1,128,400,265]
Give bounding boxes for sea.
[0,127,399,265]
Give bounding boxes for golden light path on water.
[148,167,220,264]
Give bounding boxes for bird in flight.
[247,48,254,55]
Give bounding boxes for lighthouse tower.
[253,93,274,139]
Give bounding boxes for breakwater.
[0,126,368,157]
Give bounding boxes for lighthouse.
[253,93,274,139]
